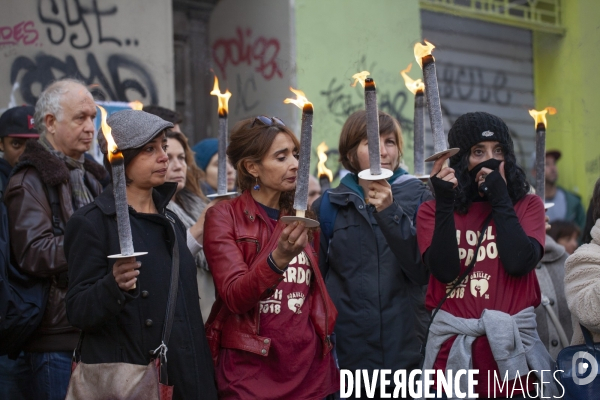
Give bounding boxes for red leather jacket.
[203,190,337,365]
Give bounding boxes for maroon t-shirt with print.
[217,205,339,400]
[417,194,546,398]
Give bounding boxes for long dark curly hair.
[452,142,531,214]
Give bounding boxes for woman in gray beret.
[64,110,217,400]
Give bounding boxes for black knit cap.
[447,111,513,166]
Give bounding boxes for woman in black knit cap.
[416,112,558,399]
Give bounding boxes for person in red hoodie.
[203,116,339,400]
[416,112,557,399]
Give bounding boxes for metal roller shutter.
[421,10,535,169]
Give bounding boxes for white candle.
[364,78,382,175]
[293,103,313,213]
[110,155,134,256]
[413,89,426,176]
[217,115,228,194]
[421,55,446,154]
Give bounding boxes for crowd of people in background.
[0,77,598,399]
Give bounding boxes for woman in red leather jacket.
[203,116,339,400]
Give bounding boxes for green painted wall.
[533,0,600,206]
[295,0,422,181]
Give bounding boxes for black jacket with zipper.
[65,182,217,400]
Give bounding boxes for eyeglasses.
[251,115,286,127]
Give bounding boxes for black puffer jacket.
[313,171,432,374]
[65,182,217,400]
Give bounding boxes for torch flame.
[400,63,425,95]
[351,71,371,88]
[528,107,557,128]
[128,100,143,110]
[316,142,333,182]
[210,76,232,117]
[97,105,121,162]
[414,40,436,68]
[283,87,312,109]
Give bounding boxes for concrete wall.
[209,0,298,136]
[533,0,600,206]
[295,0,422,180]
[0,0,174,111]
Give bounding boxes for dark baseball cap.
[546,149,561,161]
[0,106,39,138]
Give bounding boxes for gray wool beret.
[98,110,174,154]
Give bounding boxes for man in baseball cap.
[544,149,585,232]
[0,105,39,187]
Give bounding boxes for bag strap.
[541,293,569,347]
[156,213,180,385]
[318,189,339,276]
[319,189,338,242]
[580,323,598,355]
[44,183,69,289]
[419,213,493,365]
[45,184,64,236]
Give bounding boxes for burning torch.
[351,71,393,181]
[281,87,320,228]
[414,40,459,162]
[98,106,148,287]
[400,63,428,180]
[208,76,237,199]
[529,107,557,202]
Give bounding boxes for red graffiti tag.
[0,21,39,46]
[212,27,283,81]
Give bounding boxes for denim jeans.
[0,353,28,400]
[16,351,72,400]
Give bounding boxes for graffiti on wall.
[438,63,512,106]
[319,57,413,132]
[0,21,40,46]
[2,0,169,109]
[11,53,158,105]
[212,27,283,81]
[317,56,414,179]
[209,1,296,134]
[37,0,125,49]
